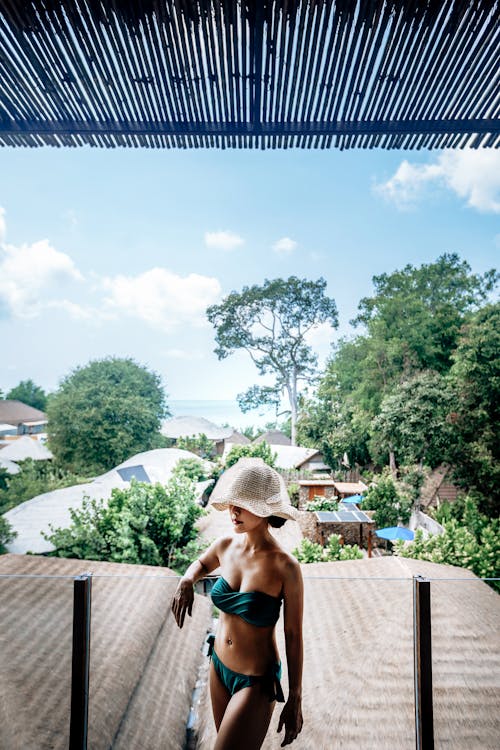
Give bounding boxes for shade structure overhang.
[0,0,498,149]
[342,494,364,504]
[375,526,415,541]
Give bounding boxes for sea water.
[169,399,279,429]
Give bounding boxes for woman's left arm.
[277,557,304,747]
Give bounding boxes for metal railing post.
[69,573,92,750]
[413,575,434,750]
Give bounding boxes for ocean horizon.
[169,399,280,429]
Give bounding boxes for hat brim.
[210,497,300,522]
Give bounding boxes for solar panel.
[315,510,373,523]
[117,465,151,483]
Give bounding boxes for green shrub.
[292,534,363,563]
[0,459,90,515]
[225,442,277,468]
[172,457,210,481]
[44,476,204,572]
[306,497,339,512]
[360,471,413,528]
[0,516,17,553]
[287,483,300,508]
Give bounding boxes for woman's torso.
[213,538,286,675]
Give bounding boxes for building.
[0,401,48,440]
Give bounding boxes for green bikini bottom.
[211,648,285,703]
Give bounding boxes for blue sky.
[1,146,498,407]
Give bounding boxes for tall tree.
[369,371,455,472]
[447,303,500,514]
[308,254,497,466]
[6,379,47,411]
[207,277,338,444]
[47,358,168,473]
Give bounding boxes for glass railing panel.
[0,574,74,750]
[430,576,500,750]
[87,572,212,750]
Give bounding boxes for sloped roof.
[0,401,47,427]
[224,430,251,445]
[4,447,210,554]
[0,1,497,149]
[0,456,20,475]
[272,444,319,469]
[196,556,500,749]
[253,430,291,446]
[162,415,233,440]
[0,554,211,750]
[0,435,53,461]
[333,480,369,494]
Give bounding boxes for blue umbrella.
[375,526,414,541]
[343,494,364,504]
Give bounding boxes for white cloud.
[375,149,500,213]
[0,236,84,319]
[204,230,244,251]
[45,299,93,320]
[102,268,221,331]
[272,237,298,255]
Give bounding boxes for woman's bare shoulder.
[274,547,302,581]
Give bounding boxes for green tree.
[225,442,277,468]
[447,303,500,514]
[172,457,210,481]
[207,277,338,445]
[47,358,168,474]
[6,379,47,411]
[0,516,16,553]
[370,371,455,472]
[176,433,216,460]
[360,472,413,528]
[45,476,204,571]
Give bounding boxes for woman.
[171,457,304,749]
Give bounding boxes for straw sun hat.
[210,457,300,521]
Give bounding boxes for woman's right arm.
[171,537,227,628]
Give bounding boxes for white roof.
[221,443,319,470]
[271,444,320,469]
[0,436,53,461]
[0,457,20,474]
[4,448,210,555]
[161,415,233,440]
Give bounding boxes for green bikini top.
[211,576,282,627]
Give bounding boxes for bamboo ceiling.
[0,0,498,149]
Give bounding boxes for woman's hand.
[171,577,194,628]
[277,694,303,746]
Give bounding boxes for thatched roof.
[0,1,498,149]
[0,554,212,750]
[4,447,210,554]
[162,416,233,441]
[0,456,20,474]
[0,401,47,427]
[254,430,292,446]
[0,435,53,461]
[225,430,251,446]
[195,556,500,749]
[332,480,369,495]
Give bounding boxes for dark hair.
[268,515,287,528]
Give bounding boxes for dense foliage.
[6,379,47,411]
[360,473,413,528]
[224,442,277,468]
[176,433,216,460]
[44,476,204,572]
[207,276,338,444]
[172,457,210,481]
[0,516,16,552]
[305,498,339,512]
[47,358,168,474]
[395,498,499,592]
[0,459,89,515]
[292,535,363,563]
